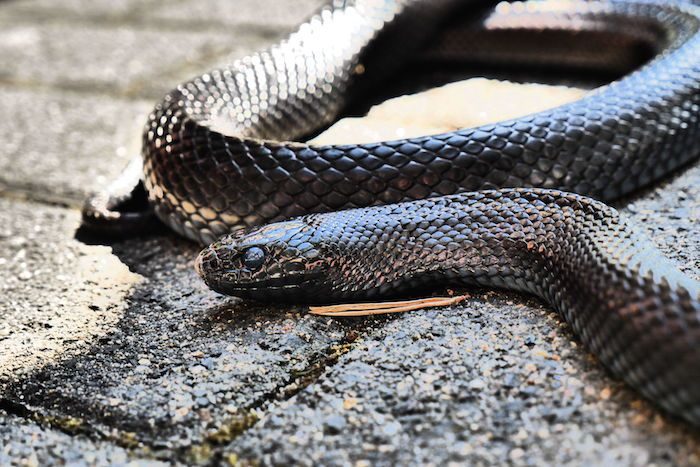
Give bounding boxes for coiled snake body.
[84,1,700,424]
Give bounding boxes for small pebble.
[324,415,346,434]
[469,379,486,390]
[18,271,32,281]
[510,448,525,461]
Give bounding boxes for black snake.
[83,0,700,425]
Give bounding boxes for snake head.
[195,219,327,302]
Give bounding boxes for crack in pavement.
[0,320,374,464]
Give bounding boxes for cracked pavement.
[0,0,698,465]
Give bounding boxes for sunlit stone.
[309,77,587,145]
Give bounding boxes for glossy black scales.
[136,0,700,245]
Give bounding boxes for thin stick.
[309,295,468,317]
[309,296,458,313]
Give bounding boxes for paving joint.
[0,180,81,209]
[1,319,371,464]
[185,332,363,464]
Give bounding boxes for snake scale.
[83,1,700,424]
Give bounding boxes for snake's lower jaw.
[204,283,319,302]
[196,254,327,300]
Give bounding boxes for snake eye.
[242,246,265,270]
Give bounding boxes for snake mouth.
[205,271,323,299]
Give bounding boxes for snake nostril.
[195,247,220,277]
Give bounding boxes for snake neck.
[314,189,699,308]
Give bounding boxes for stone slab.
[0,88,150,205]
[621,163,700,279]
[142,0,325,32]
[0,0,160,21]
[0,20,254,99]
[0,197,139,389]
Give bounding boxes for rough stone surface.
[0,0,699,464]
[0,20,249,98]
[0,414,159,466]
[1,0,160,20]
[230,297,700,466]
[621,164,700,279]
[0,89,150,204]
[142,0,323,31]
[0,197,139,388]
[3,233,358,455]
